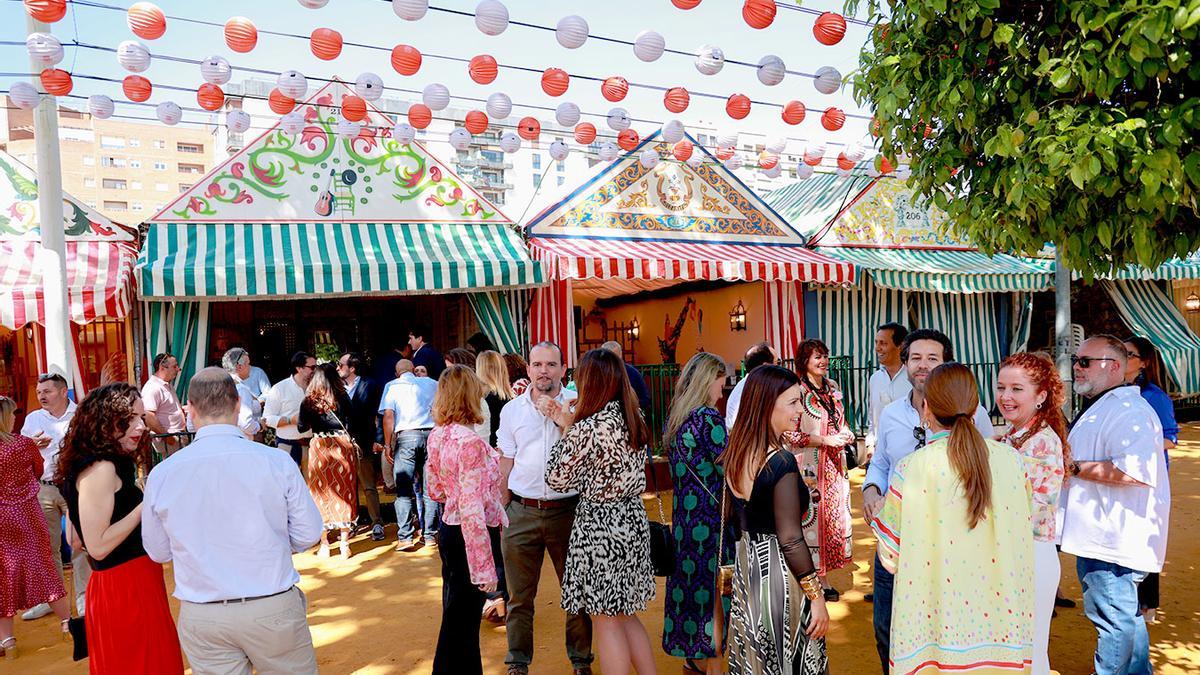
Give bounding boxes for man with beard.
[861,328,994,674]
[496,342,594,675]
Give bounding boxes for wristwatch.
[1069,461,1081,476]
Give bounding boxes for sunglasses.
[1071,356,1118,369]
[913,426,926,449]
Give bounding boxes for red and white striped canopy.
[0,239,138,329]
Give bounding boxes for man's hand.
[31,431,51,449]
[383,442,395,464]
[478,581,498,594]
[863,485,884,522]
[372,442,385,455]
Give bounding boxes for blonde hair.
[433,365,486,427]
[665,352,727,448]
[476,351,514,401]
[0,396,15,442]
[925,363,992,529]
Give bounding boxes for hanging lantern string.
[772,2,876,28]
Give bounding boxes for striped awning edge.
[1,239,137,329]
[821,247,1054,293]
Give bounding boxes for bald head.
[600,341,623,358]
[188,367,239,426]
[1074,335,1129,398]
[396,359,414,377]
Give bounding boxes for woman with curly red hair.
[996,352,1070,675]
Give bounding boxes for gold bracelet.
[798,572,822,601]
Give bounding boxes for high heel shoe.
[61,618,71,642]
[2,636,17,660]
[318,541,330,558]
[339,538,351,559]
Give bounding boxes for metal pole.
[1054,249,1073,417]
[26,15,72,385]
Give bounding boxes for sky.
[2,0,882,155]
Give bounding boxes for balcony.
[455,154,513,170]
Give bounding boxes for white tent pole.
[1054,249,1073,417]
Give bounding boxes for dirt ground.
[10,425,1199,674]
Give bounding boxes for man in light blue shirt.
[142,367,322,674]
[379,359,440,550]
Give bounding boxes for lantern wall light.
[1185,292,1200,313]
[730,299,747,331]
[630,317,640,341]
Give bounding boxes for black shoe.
[572,667,593,675]
[506,667,528,675]
[370,524,385,541]
[864,592,874,602]
[823,587,840,602]
[1054,596,1077,608]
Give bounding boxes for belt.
[512,494,578,509]
[39,479,57,487]
[200,586,293,605]
[276,438,306,445]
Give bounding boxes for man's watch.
[1069,461,1081,476]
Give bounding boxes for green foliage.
[847,0,1200,276]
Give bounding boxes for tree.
[848,0,1199,276]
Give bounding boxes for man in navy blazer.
[337,352,386,540]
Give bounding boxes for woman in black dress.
[299,364,357,559]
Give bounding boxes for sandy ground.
[10,425,1200,674]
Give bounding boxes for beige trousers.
[38,482,91,615]
[178,586,318,675]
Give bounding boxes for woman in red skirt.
[299,364,359,559]
[58,383,183,674]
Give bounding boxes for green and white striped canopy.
[763,172,875,239]
[1110,253,1200,281]
[137,222,544,300]
[820,247,1055,293]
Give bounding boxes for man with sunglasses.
[264,351,317,467]
[1062,335,1169,675]
[860,328,994,674]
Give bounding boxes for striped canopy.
[1109,253,1200,281]
[1103,279,1200,395]
[821,247,1054,293]
[1,239,137,328]
[138,222,544,300]
[763,172,876,239]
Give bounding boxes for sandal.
[683,659,703,674]
[61,618,71,642]
[1,636,16,660]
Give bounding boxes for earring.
[1036,402,1043,410]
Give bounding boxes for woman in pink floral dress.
[425,365,509,675]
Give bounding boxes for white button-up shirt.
[864,393,994,495]
[234,382,262,438]
[263,376,310,441]
[497,388,578,500]
[1061,385,1169,573]
[866,365,912,449]
[378,373,438,432]
[240,366,273,402]
[725,378,747,431]
[20,401,76,482]
[141,424,322,603]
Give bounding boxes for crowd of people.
[0,318,1176,675]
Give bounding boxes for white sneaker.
[21,603,52,620]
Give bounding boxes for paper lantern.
[672,139,693,162]
[763,164,782,179]
[844,144,866,162]
[128,3,165,40]
[671,0,701,8]
[298,0,329,7]
[601,77,628,103]
[197,83,224,111]
[24,0,66,23]
[573,122,596,145]
[556,15,588,49]
[797,163,815,179]
[803,154,822,166]
[724,155,743,171]
[475,0,509,36]
[8,82,38,110]
[804,142,826,161]
[486,92,511,119]
[311,28,342,60]
[876,156,895,174]
[499,131,520,153]
[598,142,618,161]
[664,87,689,113]
[116,41,151,73]
[781,100,806,125]
[517,116,540,141]
[639,148,660,169]
[391,45,422,76]
[607,107,630,131]
[541,68,569,97]
[156,101,182,125]
[392,121,416,144]
[695,45,725,75]
[224,17,257,53]
[38,68,71,96]
[122,75,152,102]
[726,94,751,120]
[341,95,367,122]
[336,119,361,139]
[821,107,846,131]
[464,110,489,134]
[686,155,704,170]
[393,0,428,20]
[617,128,639,151]
[468,55,498,85]
[408,103,432,129]
[758,152,779,169]
[895,165,912,179]
[836,167,853,178]
[743,0,776,29]
[870,117,883,137]
[555,102,580,127]
[765,136,787,154]
[549,140,570,161]
[715,146,735,161]
[354,72,384,102]
[661,119,684,144]
[88,94,114,119]
[633,30,665,62]
[227,109,251,133]
[717,132,738,148]
[200,55,231,85]
[757,55,786,86]
[814,12,847,46]
[26,33,63,67]
[449,128,472,150]
[280,111,306,135]
[814,66,842,95]
[837,153,855,171]
[422,83,450,111]
[276,70,308,99]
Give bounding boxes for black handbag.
[68,616,88,661]
[645,448,676,577]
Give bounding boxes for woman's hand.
[781,430,810,449]
[477,581,497,593]
[553,400,577,430]
[806,596,829,638]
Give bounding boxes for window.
[100,135,125,149]
[155,182,168,191]
[83,177,96,188]
[101,178,127,190]
[557,161,564,172]
[102,200,128,211]
[100,156,126,168]
[128,138,140,148]
[153,140,166,149]
[132,202,144,211]
[178,183,193,192]
[532,154,541,170]
[130,159,142,169]
[532,175,540,188]
[557,175,565,187]
[82,155,94,166]
[154,162,167,171]
[131,181,142,190]
[178,163,204,174]
[176,142,204,154]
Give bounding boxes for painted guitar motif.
[314,170,334,216]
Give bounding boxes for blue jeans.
[276,438,304,467]
[1078,557,1152,675]
[872,554,894,674]
[393,429,439,541]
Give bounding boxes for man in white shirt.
[142,367,322,673]
[1062,335,1169,675]
[861,329,994,674]
[141,353,187,454]
[263,351,316,466]
[222,347,263,440]
[379,359,440,550]
[725,342,777,430]
[865,322,912,456]
[20,372,91,619]
[497,341,593,675]
[242,358,273,406]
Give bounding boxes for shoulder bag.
[645,447,676,577]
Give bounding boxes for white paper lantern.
[499,131,521,153]
[298,0,328,7]
[836,167,853,178]
[639,148,660,170]
[757,55,786,86]
[814,66,842,95]
[200,56,231,85]
[765,136,788,154]
[661,120,684,144]
[156,101,182,126]
[393,0,428,20]
[422,83,450,111]
[804,142,827,161]
[336,119,362,138]
[844,144,866,163]
[449,128,472,150]
[724,155,743,171]
[227,109,251,133]
[598,142,618,162]
[633,30,665,62]
[895,165,912,180]
[555,102,580,127]
[549,140,570,161]
[475,0,509,36]
[695,45,725,76]
[606,107,630,131]
[485,92,512,119]
[87,94,114,119]
[276,70,308,100]
[556,15,588,49]
[763,164,782,179]
[867,164,881,178]
[350,73,383,102]
[26,33,63,67]
[717,132,738,149]
[685,155,704,170]
[797,163,815,179]
[117,41,151,73]
[8,82,39,110]
[392,121,416,144]
[280,111,306,135]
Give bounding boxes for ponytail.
[945,413,992,529]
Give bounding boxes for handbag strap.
[716,481,727,563]
[645,445,668,524]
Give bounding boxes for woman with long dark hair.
[873,363,1033,674]
[545,348,656,675]
[299,363,358,559]
[58,383,183,673]
[721,365,828,674]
